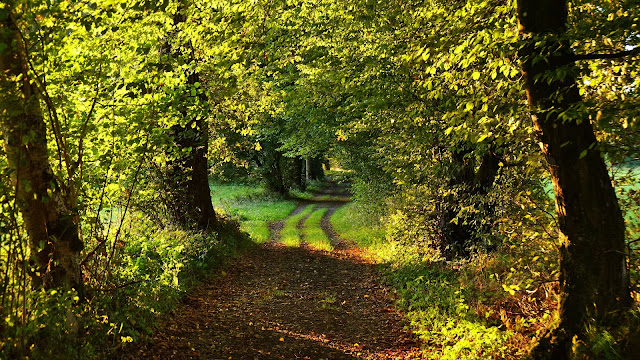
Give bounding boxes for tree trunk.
[166,113,218,231]
[293,156,305,191]
[439,147,500,258]
[264,150,287,195]
[163,4,218,232]
[0,5,84,292]
[516,1,631,358]
[305,156,325,181]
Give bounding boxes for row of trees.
[217,0,640,356]
[1,0,221,291]
[1,0,639,358]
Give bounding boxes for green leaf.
[465,101,474,111]
[579,149,588,159]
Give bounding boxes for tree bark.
[163,4,218,232]
[516,1,631,358]
[439,147,500,258]
[293,156,305,191]
[0,4,84,292]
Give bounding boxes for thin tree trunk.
[516,1,631,358]
[0,4,84,292]
[293,156,305,191]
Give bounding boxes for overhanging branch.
[573,46,640,61]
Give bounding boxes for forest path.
[125,180,422,359]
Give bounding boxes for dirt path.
[125,181,422,359]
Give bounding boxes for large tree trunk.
[516,1,631,358]
[163,4,218,232]
[0,5,84,292]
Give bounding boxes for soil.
[123,180,422,359]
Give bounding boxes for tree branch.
[573,46,640,61]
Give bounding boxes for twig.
[74,64,103,178]
[97,279,146,293]
[102,134,150,279]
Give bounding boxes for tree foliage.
[0,0,639,358]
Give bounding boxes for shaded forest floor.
[123,180,423,359]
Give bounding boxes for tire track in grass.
[268,202,305,243]
[321,203,352,249]
[302,208,332,251]
[280,204,316,247]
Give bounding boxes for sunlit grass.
[210,183,267,204]
[210,183,297,243]
[302,208,332,251]
[281,205,315,247]
[331,202,385,248]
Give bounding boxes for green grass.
[281,205,316,247]
[210,183,267,204]
[210,183,297,243]
[331,202,385,248]
[302,208,332,251]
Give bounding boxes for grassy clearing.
[281,205,316,247]
[210,183,297,243]
[302,208,332,251]
[210,183,266,204]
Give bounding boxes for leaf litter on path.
[124,180,422,359]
